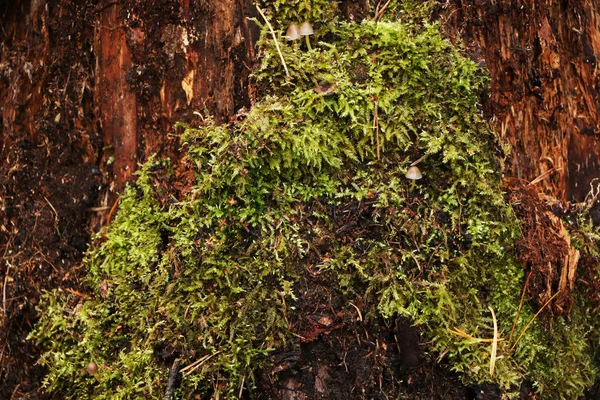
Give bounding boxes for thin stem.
[305,35,312,51]
[508,291,561,356]
[255,5,289,76]
[509,270,531,344]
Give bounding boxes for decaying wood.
[441,0,600,202]
[163,358,181,400]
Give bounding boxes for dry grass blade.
[448,326,504,343]
[508,290,561,356]
[255,6,289,77]
[180,350,222,377]
[488,306,498,377]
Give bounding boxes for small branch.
[373,97,380,160]
[106,195,121,224]
[373,0,381,21]
[528,167,561,186]
[348,302,363,322]
[255,5,289,76]
[180,350,222,377]
[87,206,111,212]
[164,358,182,400]
[65,288,91,299]
[374,0,392,22]
[43,196,60,236]
[410,156,425,166]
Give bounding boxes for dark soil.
[257,266,518,400]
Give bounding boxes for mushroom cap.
[285,23,300,41]
[86,362,98,375]
[405,166,423,180]
[299,21,314,36]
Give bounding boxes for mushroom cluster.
[286,22,314,50]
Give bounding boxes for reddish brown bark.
[440,0,600,202]
[96,2,138,187]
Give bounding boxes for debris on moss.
[30,2,600,399]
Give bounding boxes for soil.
[258,267,512,400]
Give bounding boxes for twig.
[3,262,10,315]
[508,271,531,344]
[508,290,561,356]
[164,358,182,400]
[43,196,60,236]
[374,0,392,22]
[106,195,121,224]
[348,302,363,322]
[373,0,382,21]
[373,97,380,160]
[528,167,561,186]
[180,350,222,377]
[401,248,422,272]
[488,306,498,377]
[255,5,289,76]
[87,206,111,212]
[65,288,91,298]
[410,156,425,166]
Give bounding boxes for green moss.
[30,2,599,399]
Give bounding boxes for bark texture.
[0,0,258,396]
[440,0,600,202]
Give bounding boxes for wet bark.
[0,0,258,396]
[439,0,600,202]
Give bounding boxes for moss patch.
[30,2,600,399]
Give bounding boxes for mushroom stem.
[305,35,312,51]
[410,180,417,192]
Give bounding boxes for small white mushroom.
[285,23,300,41]
[405,166,422,180]
[86,361,98,375]
[299,21,314,36]
[299,21,314,50]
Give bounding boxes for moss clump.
[31,2,599,399]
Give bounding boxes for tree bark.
[0,0,258,396]
[439,0,600,202]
